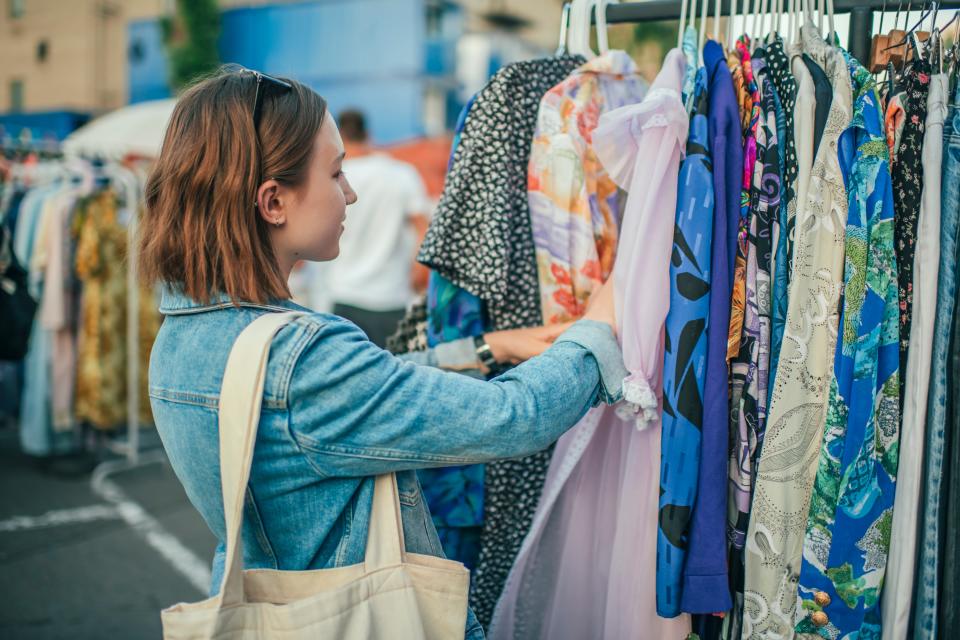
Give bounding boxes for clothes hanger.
[596,0,613,56]
[698,0,708,60]
[713,0,721,43]
[787,0,795,46]
[678,0,690,50]
[728,0,739,51]
[569,0,608,60]
[758,0,769,43]
[825,0,836,44]
[774,0,784,42]
[556,2,572,56]
[567,0,589,59]
[882,1,936,60]
[751,0,761,43]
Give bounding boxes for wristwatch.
[473,335,498,370]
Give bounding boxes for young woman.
[140,68,624,639]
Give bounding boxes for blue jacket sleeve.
[285,317,626,478]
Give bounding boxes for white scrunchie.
[615,373,659,430]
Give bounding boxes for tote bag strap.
[364,472,406,572]
[216,311,304,607]
[215,311,409,608]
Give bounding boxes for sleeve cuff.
[554,319,628,405]
[396,338,481,373]
[680,573,733,614]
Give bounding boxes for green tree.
[162,0,221,90]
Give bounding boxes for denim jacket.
[149,287,627,638]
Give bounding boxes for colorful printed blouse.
[727,37,762,365]
[528,50,648,324]
[728,53,779,551]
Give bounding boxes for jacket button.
[812,611,829,627]
[814,591,831,607]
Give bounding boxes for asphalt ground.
[0,425,216,640]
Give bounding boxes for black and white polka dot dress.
[417,54,585,628]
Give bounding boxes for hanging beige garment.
[741,26,853,639]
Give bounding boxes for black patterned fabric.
[765,36,798,266]
[892,58,931,393]
[417,54,586,628]
[385,299,428,355]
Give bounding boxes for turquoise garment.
[418,96,488,569]
[794,52,901,638]
[656,67,713,618]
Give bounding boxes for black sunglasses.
[246,69,293,130]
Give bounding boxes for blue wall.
[127,0,451,144]
[128,19,172,104]
[0,110,90,142]
[218,0,428,143]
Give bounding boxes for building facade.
[1,0,564,143]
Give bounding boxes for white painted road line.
[91,454,211,595]
[0,504,120,532]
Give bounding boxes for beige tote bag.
[161,312,470,639]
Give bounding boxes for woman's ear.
[255,178,286,227]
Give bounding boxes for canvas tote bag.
[161,311,470,639]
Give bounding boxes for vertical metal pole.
[848,5,874,66]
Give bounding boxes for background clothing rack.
[588,0,960,67]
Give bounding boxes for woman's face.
[262,112,357,272]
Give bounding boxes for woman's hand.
[484,323,574,365]
[582,276,617,336]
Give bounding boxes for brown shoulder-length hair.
[139,67,327,304]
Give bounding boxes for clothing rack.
[586,0,960,67]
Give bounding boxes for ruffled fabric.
[616,374,659,429]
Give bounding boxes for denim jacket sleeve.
[285,316,626,479]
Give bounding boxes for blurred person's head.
[337,109,368,145]
[140,66,357,304]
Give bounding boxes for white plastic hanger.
[567,0,590,58]
[568,0,613,59]
[698,0,708,61]
[798,0,808,43]
[760,0,770,40]
[556,2,572,56]
[678,0,691,50]
[713,0,722,42]
[788,0,797,46]
[727,0,738,50]
[826,0,836,43]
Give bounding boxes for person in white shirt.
[326,110,431,346]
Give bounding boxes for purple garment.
[679,39,740,614]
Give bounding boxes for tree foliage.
[161,0,220,90]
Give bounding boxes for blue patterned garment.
[656,67,714,618]
[426,271,485,346]
[417,95,488,570]
[794,52,901,639]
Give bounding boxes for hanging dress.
[489,49,691,640]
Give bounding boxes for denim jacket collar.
[158,285,304,316]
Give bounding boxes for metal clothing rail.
[590,0,960,67]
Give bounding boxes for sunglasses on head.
[239,68,293,130]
